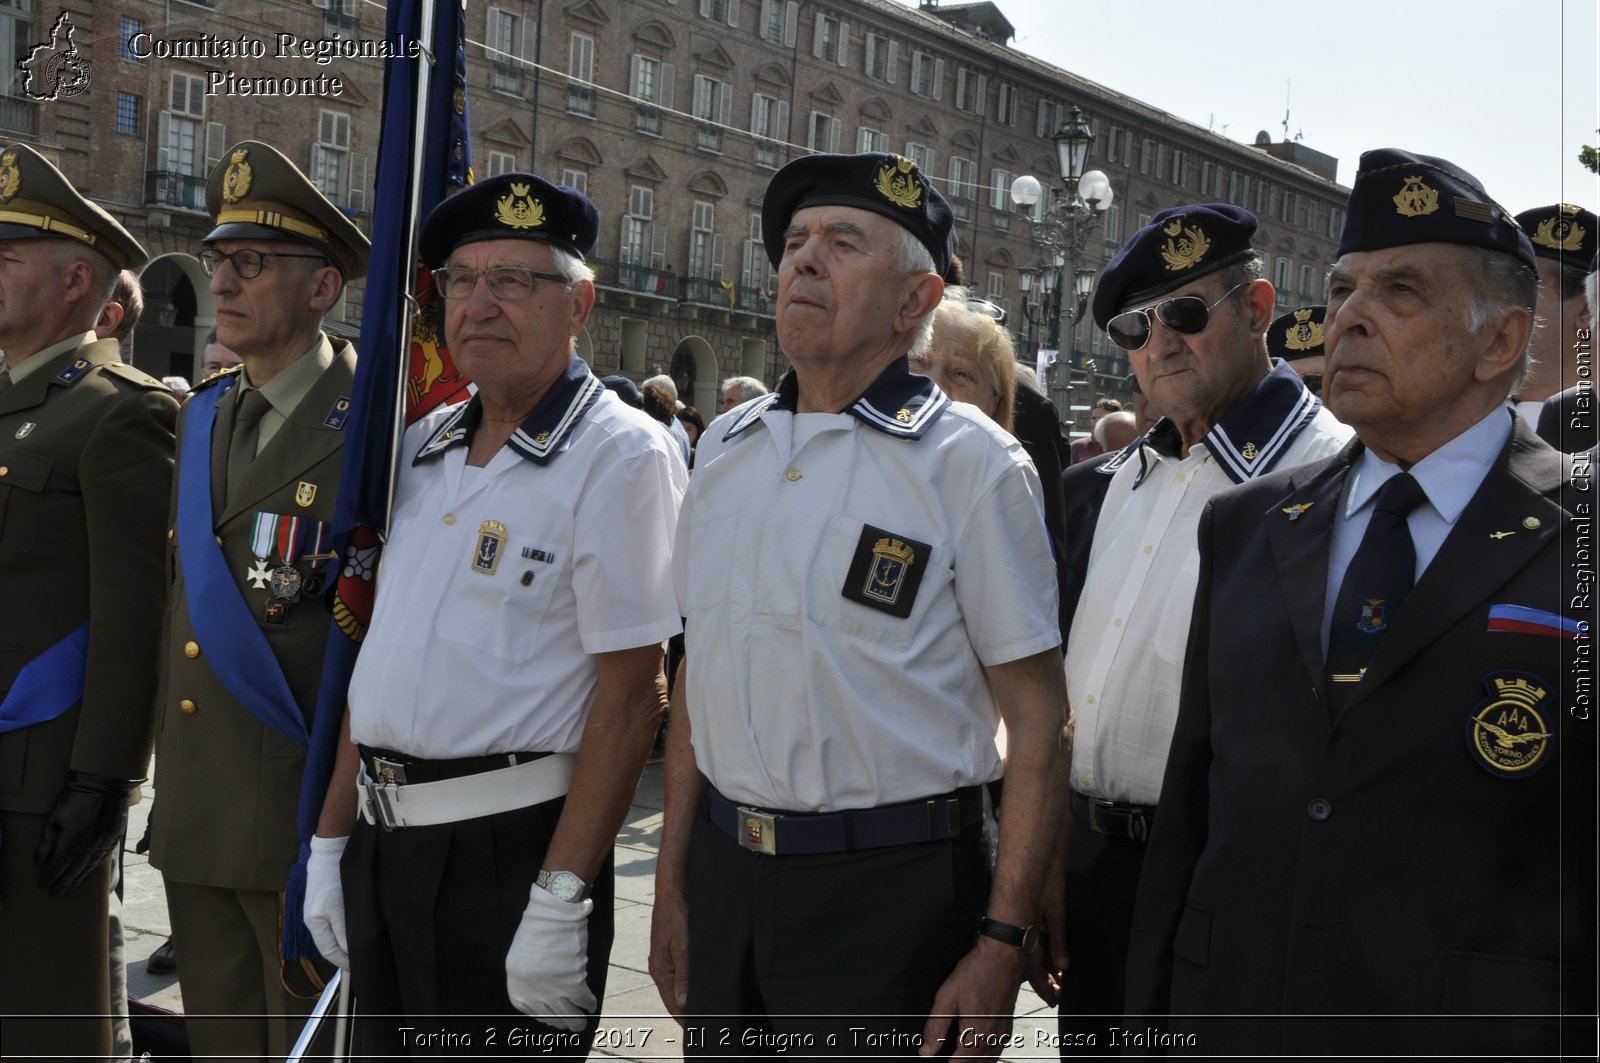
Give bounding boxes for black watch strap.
[977,916,1040,954]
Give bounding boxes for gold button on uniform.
[0,466,8,476]
[1522,516,1541,530]
[184,641,200,658]
[786,468,802,481]
[167,529,175,541]
[444,513,457,525]
[179,699,197,715]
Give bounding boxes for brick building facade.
[1,0,1347,426]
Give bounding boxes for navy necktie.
[1326,473,1427,712]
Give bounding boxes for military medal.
[269,564,303,603]
[264,600,288,626]
[271,513,306,603]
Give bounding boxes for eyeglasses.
[432,266,570,301]
[1105,282,1248,352]
[198,248,330,279]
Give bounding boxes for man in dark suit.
[0,143,177,1060]
[148,141,370,1062]
[1127,149,1597,1057]
[1510,203,1594,433]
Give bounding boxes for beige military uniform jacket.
[150,338,354,890]
[0,338,177,812]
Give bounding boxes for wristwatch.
[535,869,592,903]
[977,916,1041,955]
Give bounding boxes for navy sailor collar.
[1121,358,1322,489]
[722,354,949,442]
[413,354,605,466]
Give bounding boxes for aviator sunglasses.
[1105,282,1248,352]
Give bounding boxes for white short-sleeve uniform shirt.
[349,357,686,759]
[675,357,1061,813]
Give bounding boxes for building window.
[1035,97,1059,139]
[987,270,1005,308]
[312,109,350,201]
[1256,181,1274,217]
[995,82,1017,126]
[120,17,142,59]
[567,32,595,116]
[620,185,666,292]
[751,93,786,167]
[631,55,672,135]
[689,200,724,289]
[487,150,516,177]
[857,126,887,153]
[1299,263,1317,299]
[955,68,983,113]
[812,13,845,65]
[693,74,727,152]
[1230,171,1249,206]
[487,8,525,95]
[947,156,976,220]
[1305,199,1320,233]
[163,72,207,178]
[561,169,588,195]
[1273,257,1292,302]
[1103,204,1122,245]
[864,32,895,82]
[990,169,1013,212]
[906,142,932,173]
[1327,206,1344,240]
[1279,189,1298,225]
[910,51,942,99]
[808,111,839,153]
[699,0,738,26]
[1105,127,1128,165]
[1139,138,1156,175]
[759,0,797,45]
[115,92,141,135]
[1170,148,1186,187]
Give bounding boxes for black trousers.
[343,795,614,1059]
[1055,798,1148,1057]
[683,806,989,1059]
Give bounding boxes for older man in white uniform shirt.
[303,174,683,1056]
[649,152,1070,1060]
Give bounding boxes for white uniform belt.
[357,752,576,829]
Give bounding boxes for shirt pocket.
[434,532,564,662]
[0,448,52,554]
[803,514,947,652]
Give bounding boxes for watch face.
[540,869,588,903]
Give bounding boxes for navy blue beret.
[1091,204,1259,330]
[762,152,953,277]
[1337,148,1534,273]
[1267,304,1327,362]
[420,172,599,267]
[1513,202,1597,266]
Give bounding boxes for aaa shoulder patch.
[1466,672,1554,778]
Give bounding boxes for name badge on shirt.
[842,524,931,620]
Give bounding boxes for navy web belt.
[704,783,983,856]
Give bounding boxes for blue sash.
[0,623,88,734]
[176,382,309,747]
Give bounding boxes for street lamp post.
[1009,106,1114,435]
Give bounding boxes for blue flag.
[284,0,472,964]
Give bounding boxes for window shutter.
[836,22,848,66]
[650,221,668,269]
[156,111,171,171]
[660,64,675,107]
[783,2,798,47]
[630,54,642,98]
[348,152,368,212]
[204,122,225,170]
[932,58,944,100]
[812,16,825,58]
[719,81,731,126]
[885,39,897,84]
[726,0,738,27]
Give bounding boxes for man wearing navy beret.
[1126,149,1596,1056]
[651,152,1069,1057]
[305,173,685,1052]
[1512,202,1597,452]
[1054,202,1349,1053]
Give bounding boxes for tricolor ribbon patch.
[1486,604,1583,638]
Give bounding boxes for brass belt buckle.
[736,806,778,854]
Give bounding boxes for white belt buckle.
[736,806,778,854]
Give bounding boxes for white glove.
[506,882,596,1030]
[303,834,350,970]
